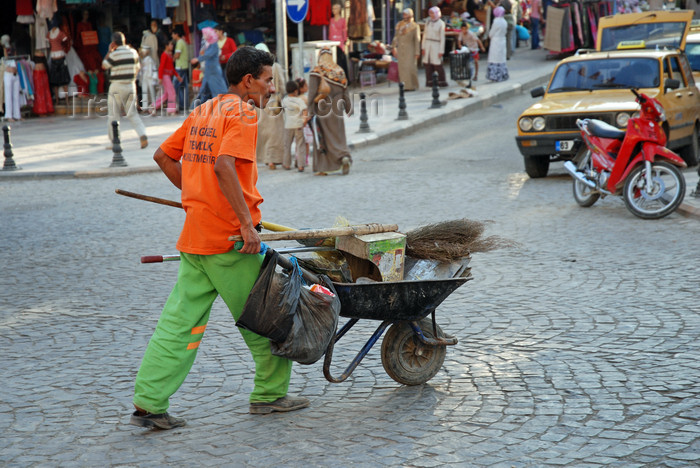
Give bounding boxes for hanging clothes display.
[33,54,54,115]
[174,0,193,28]
[145,0,167,20]
[36,0,57,20]
[74,14,102,71]
[348,0,371,39]
[308,0,331,26]
[35,15,50,51]
[543,0,611,54]
[16,0,34,16]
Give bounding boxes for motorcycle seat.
[588,119,625,139]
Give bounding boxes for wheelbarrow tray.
[332,276,471,321]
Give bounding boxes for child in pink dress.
[152,41,181,115]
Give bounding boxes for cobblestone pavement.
[1,92,699,467]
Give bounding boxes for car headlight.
[632,111,640,119]
[616,112,631,128]
[519,117,533,131]
[532,116,546,131]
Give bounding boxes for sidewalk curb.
[0,165,160,180]
[348,72,551,151]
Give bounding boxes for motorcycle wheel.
[572,149,600,207]
[622,161,686,219]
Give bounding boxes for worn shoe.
[140,136,148,149]
[249,395,310,415]
[341,156,351,175]
[130,410,186,430]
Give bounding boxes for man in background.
[103,32,148,149]
[172,25,190,112]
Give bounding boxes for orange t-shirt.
[160,94,261,255]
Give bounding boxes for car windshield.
[548,58,660,92]
[687,42,700,71]
[599,21,687,51]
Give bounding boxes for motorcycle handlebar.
[631,88,645,103]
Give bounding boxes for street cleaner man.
[130,47,309,430]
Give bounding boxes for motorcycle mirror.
[530,86,545,98]
[664,78,681,91]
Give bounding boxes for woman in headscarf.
[391,8,420,91]
[307,49,352,176]
[254,43,287,170]
[421,6,448,87]
[486,6,509,82]
[190,27,227,105]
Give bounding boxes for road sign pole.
[286,0,308,80]
[276,0,288,77]
[297,21,304,79]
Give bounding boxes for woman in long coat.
[307,49,352,176]
[254,43,286,169]
[486,6,509,82]
[421,6,448,87]
[191,27,227,104]
[391,8,420,91]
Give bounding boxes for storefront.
[2,0,431,119]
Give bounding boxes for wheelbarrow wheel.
[381,318,446,386]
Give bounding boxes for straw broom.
[405,218,517,262]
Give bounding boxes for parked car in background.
[686,20,700,89]
[515,10,700,178]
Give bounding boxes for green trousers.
[133,249,292,414]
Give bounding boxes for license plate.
[556,140,574,152]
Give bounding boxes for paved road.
[1,92,699,467]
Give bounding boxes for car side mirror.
[664,78,681,91]
[530,86,545,98]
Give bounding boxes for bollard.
[396,82,409,121]
[110,121,128,167]
[430,71,441,109]
[2,125,19,171]
[358,92,371,133]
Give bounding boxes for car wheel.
[524,155,550,178]
[679,124,699,167]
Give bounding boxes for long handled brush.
[405,218,517,262]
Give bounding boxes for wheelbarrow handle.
[140,246,336,264]
[141,255,181,263]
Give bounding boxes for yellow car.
[516,10,700,178]
[686,20,700,88]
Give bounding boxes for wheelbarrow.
[275,254,472,386]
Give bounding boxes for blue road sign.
[287,0,308,24]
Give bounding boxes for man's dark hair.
[214,24,225,32]
[285,80,298,94]
[112,32,125,46]
[226,46,275,85]
[173,25,185,37]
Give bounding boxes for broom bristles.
[406,219,517,262]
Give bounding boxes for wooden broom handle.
[115,189,183,209]
[228,224,399,242]
[115,189,297,233]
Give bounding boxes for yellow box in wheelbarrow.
[335,232,406,282]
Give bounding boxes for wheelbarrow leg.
[409,314,459,346]
[323,320,392,383]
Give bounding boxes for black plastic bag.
[271,275,341,365]
[236,251,299,343]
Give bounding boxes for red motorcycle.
[564,89,686,219]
